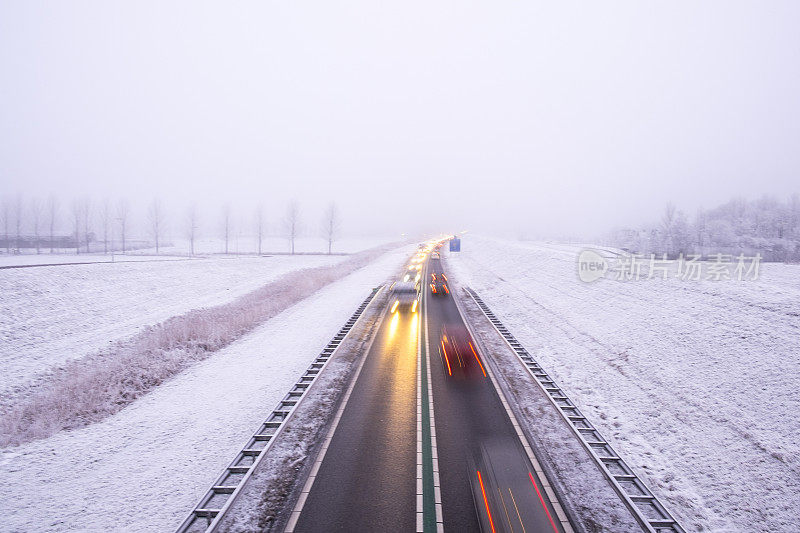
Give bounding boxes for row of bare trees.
[64,198,132,255]
[214,200,338,255]
[1,194,341,256]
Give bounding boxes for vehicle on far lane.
[391,280,420,313]
[430,272,449,296]
[469,440,562,533]
[431,251,440,260]
[438,324,486,379]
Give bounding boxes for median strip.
[417,263,443,533]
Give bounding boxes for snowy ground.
[0,253,189,267]
[0,244,412,532]
[0,236,396,266]
[446,236,800,532]
[0,238,395,397]
[0,255,349,397]
[159,235,398,255]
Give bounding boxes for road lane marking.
[418,262,443,533]
[425,291,444,533]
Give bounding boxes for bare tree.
[322,202,341,254]
[790,193,800,240]
[1,197,8,254]
[117,199,130,253]
[100,199,110,254]
[31,198,43,254]
[149,198,164,254]
[71,199,82,254]
[255,204,264,255]
[659,202,677,255]
[283,200,301,255]
[221,204,231,254]
[81,198,91,253]
[693,208,707,253]
[187,204,198,256]
[47,196,59,253]
[14,194,23,253]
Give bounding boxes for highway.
[288,249,566,532]
[288,293,418,531]
[425,255,564,533]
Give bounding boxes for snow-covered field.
[0,253,189,267]
[0,244,412,532]
[0,237,394,397]
[0,255,348,397]
[160,235,397,255]
[447,236,800,532]
[0,236,396,266]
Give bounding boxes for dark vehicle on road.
[469,440,562,533]
[430,272,449,296]
[438,325,486,379]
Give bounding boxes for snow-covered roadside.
[452,283,643,532]
[0,244,412,532]
[0,254,346,396]
[446,236,800,532]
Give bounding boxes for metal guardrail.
[464,287,685,533]
[176,286,383,533]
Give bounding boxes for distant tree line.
[0,193,342,256]
[612,195,800,261]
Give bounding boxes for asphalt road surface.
[426,256,563,533]
[291,253,565,532]
[290,294,418,532]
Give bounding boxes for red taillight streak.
[529,472,559,532]
[477,470,497,533]
[441,340,452,376]
[444,284,449,294]
[469,342,487,377]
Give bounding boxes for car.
[438,324,486,379]
[468,440,553,533]
[430,272,449,296]
[403,264,422,282]
[391,280,420,313]
[431,251,440,260]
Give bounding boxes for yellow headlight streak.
[410,313,418,333]
[388,311,400,337]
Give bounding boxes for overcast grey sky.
[1,1,799,237]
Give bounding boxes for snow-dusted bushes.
[613,195,800,260]
[0,244,396,447]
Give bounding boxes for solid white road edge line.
[416,308,424,532]
[424,293,445,533]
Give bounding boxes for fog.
[2,1,799,239]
